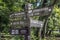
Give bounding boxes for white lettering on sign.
[33,7,48,13]
[30,19,44,27]
[20,21,24,24]
[20,30,27,34]
[11,30,19,34]
[28,10,32,13]
[31,19,38,24]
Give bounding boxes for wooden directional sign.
[19,28,29,35]
[30,19,44,27]
[9,0,56,40]
[10,28,29,35]
[10,19,44,28]
[10,21,24,26]
[10,29,19,35]
[10,7,52,18]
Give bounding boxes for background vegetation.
[0,0,60,40]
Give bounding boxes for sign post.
[9,0,56,40]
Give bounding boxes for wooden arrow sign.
[30,19,44,27]
[10,28,29,35]
[10,7,52,17]
[10,19,44,28]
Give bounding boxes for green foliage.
[0,0,60,40]
[0,0,10,32]
[47,5,60,36]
